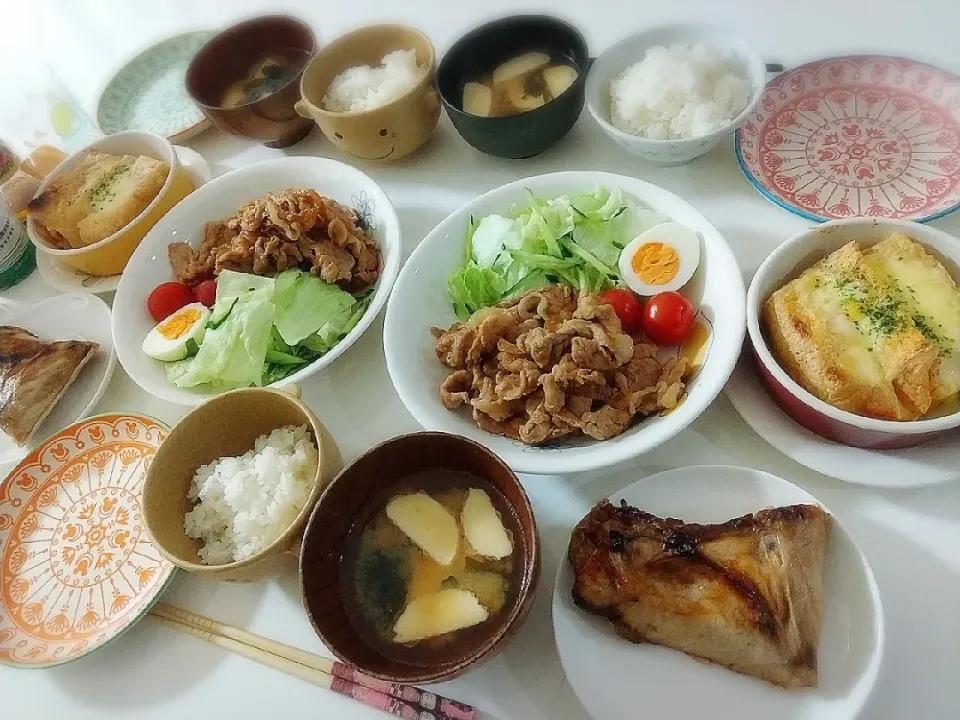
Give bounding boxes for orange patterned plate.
[0,414,175,668]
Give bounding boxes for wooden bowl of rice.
[143,385,342,582]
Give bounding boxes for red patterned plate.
[0,414,175,668]
[737,56,960,222]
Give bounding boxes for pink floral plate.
[0,414,175,668]
[737,56,960,222]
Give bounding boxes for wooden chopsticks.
[149,603,476,720]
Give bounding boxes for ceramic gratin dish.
[26,131,196,277]
[747,217,960,448]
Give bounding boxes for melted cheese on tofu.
[764,234,960,420]
[865,233,960,399]
[88,160,135,212]
[798,268,886,386]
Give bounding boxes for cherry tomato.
[641,291,696,346]
[599,288,644,334]
[194,279,217,308]
[147,282,195,323]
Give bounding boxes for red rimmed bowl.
[747,218,960,449]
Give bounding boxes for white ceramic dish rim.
[552,464,885,719]
[585,23,767,148]
[725,355,960,488]
[26,130,183,258]
[747,217,960,435]
[383,170,746,476]
[0,293,118,464]
[112,156,401,406]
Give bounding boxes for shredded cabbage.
[445,186,666,318]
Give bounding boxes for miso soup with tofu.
[341,470,522,665]
[461,51,579,118]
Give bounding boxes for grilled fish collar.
[568,500,831,689]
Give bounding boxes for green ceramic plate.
[97,31,214,142]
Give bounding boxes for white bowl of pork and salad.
[113,157,401,405]
[384,174,745,475]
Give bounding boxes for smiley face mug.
[296,24,440,162]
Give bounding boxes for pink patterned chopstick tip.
[329,679,422,719]
[330,662,476,720]
[438,698,476,720]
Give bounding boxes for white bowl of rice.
[143,385,343,581]
[586,24,767,165]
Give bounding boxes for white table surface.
[2,1,959,719]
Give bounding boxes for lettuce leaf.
[272,269,356,346]
[215,269,274,302]
[447,266,506,320]
[167,287,275,388]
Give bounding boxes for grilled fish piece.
[569,500,831,689]
[0,326,98,445]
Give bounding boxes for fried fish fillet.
[0,327,98,445]
[568,500,831,689]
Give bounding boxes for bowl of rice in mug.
[142,385,342,582]
[296,24,440,161]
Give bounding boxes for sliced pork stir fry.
[168,188,381,290]
[432,286,687,445]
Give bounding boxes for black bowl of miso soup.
[298,432,540,683]
[438,15,589,159]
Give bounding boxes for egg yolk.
[631,242,680,285]
[158,309,201,340]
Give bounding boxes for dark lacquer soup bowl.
[298,432,541,683]
[185,15,316,148]
[437,15,589,159]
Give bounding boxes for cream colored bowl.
[142,386,342,582]
[27,130,195,276]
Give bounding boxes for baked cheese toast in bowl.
[26,130,195,276]
[747,218,960,449]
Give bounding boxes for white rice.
[322,49,424,113]
[609,43,753,140]
[183,425,318,565]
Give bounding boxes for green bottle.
[0,204,35,290]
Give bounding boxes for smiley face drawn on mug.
[331,126,397,160]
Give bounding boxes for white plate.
[113,156,401,406]
[552,465,884,720]
[0,294,117,467]
[383,171,745,475]
[726,355,960,488]
[34,146,214,295]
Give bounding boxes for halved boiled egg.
[142,302,210,362]
[618,222,701,295]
